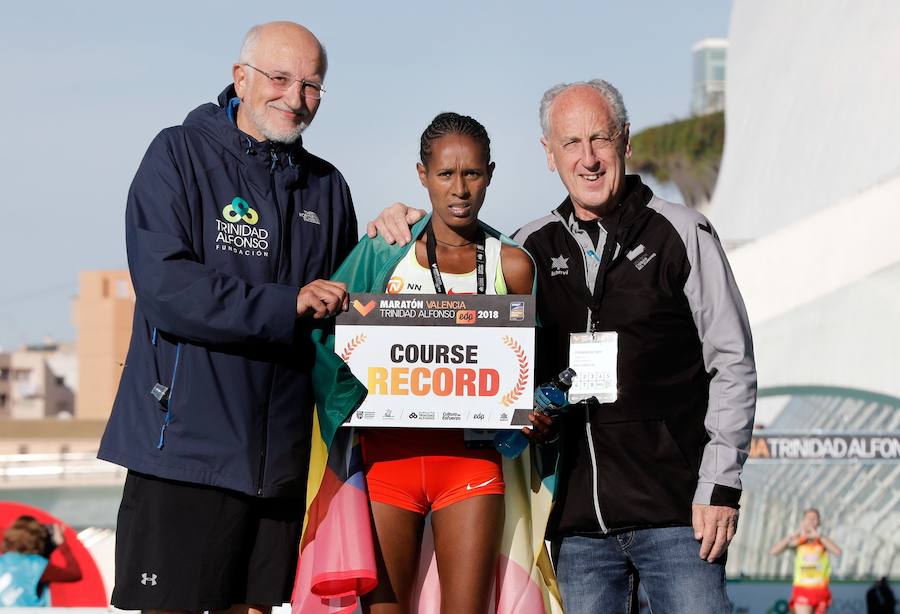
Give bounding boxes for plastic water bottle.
[494,367,577,459]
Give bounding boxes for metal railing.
[0,452,125,484]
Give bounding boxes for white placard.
[567,332,618,404]
[335,294,535,429]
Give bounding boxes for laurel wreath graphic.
[500,336,530,407]
[340,334,367,362]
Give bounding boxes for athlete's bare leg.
[362,502,425,614]
[793,605,814,614]
[431,494,504,614]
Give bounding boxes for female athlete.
[355,112,546,613]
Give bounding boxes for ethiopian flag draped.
[292,217,563,613]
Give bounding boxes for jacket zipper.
[269,151,285,274]
[157,342,182,449]
[556,211,610,533]
[255,151,290,495]
[256,396,270,496]
[583,404,608,532]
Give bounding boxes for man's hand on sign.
[365,202,427,246]
[521,410,557,444]
[297,280,349,319]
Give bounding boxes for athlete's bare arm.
[500,245,535,294]
[818,534,842,557]
[769,532,802,556]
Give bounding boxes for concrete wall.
[727,175,900,398]
[710,0,900,243]
[712,0,900,398]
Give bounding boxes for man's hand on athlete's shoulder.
[692,503,739,563]
[366,202,427,246]
[297,280,349,319]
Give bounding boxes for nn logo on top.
[215,196,270,258]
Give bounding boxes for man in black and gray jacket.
[370,79,756,614]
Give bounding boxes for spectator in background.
[0,516,82,607]
[867,577,896,614]
[770,508,841,614]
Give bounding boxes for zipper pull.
[157,421,168,449]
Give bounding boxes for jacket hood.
[182,84,307,179]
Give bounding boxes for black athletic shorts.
[111,470,305,611]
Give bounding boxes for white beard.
[246,104,308,144]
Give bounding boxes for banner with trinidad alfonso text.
[335,293,535,429]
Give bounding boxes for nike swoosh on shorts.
[466,477,497,491]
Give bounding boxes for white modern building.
[709,0,900,579]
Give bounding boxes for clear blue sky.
[0,0,732,348]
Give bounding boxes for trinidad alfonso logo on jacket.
[215,197,271,258]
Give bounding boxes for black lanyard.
[581,206,622,332]
[425,222,487,295]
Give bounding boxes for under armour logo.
[141,572,158,586]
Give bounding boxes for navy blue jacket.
[98,86,358,498]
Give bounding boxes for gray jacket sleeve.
[653,199,757,508]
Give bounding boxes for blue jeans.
[553,526,730,614]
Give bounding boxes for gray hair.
[238,23,329,76]
[539,79,629,137]
[238,25,262,65]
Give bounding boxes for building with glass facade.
[691,38,727,115]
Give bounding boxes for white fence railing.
[0,452,125,485]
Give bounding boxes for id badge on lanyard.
[568,332,618,404]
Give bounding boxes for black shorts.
[111,470,304,611]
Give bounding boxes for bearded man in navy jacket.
[99,22,357,613]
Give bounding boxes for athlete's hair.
[539,79,629,137]
[803,508,821,520]
[419,112,491,166]
[2,515,48,555]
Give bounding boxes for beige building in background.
[72,270,134,420]
[0,342,77,420]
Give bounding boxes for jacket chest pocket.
[289,209,329,282]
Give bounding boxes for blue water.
[1,484,123,529]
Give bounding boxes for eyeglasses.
[243,64,326,100]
